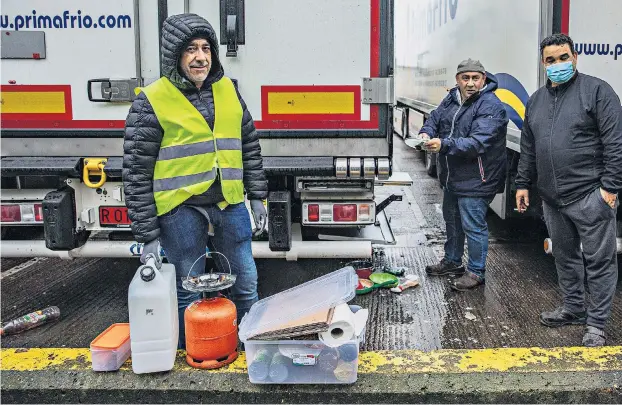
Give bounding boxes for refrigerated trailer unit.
[0,0,411,260]
[393,0,622,250]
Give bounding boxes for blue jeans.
[442,190,492,279]
[158,203,258,349]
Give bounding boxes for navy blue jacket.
[419,72,509,198]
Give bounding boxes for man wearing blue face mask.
[515,33,622,347]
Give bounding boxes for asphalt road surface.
[2,133,621,351]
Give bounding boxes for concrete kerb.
[2,346,621,403]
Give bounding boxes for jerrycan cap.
[140,266,156,282]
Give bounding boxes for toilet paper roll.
[319,303,356,347]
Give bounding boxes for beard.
[182,63,210,84]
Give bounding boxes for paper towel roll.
[319,303,356,347]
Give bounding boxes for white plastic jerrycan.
[128,254,179,374]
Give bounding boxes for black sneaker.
[425,258,464,276]
[582,326,606,347]
[539,306,587,327]
[450,272,484,291]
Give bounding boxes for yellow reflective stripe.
[2,91,66,114]
[158,141,216,161]
[153,169,217,192]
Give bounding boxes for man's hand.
[420,133,431,140]
[250,199,267,235]
[140,239,162,269]
[424,138,441,153]
[516,189,530,213]
[600,188,617,208]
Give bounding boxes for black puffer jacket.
[122,14,268,243]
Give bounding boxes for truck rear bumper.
[0,239,372,261]
[0,156,338,178]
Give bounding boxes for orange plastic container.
[185,297,239,369]
[90,323,131,371]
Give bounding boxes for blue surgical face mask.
[546,61,575,84]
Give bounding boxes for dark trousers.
[543,188,618,330]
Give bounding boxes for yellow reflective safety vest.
[136,76,245,216]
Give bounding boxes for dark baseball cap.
[457,59,486,75]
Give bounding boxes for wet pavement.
[1,133,621,350]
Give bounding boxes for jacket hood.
[450,71,499,102]
[160,13,224,90]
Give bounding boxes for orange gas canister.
[185,296,239,369]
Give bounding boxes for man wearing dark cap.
[419,59,509,291]
[122,13,268,349]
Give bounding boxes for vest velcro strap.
[158,141,216,161]
[215,138,242,151]
[220,168,243,181]
[154,168,217,192]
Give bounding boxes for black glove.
[250,199,267,236]
[140,239,162,269]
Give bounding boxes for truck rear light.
[0,203,44,223]
[34,204,43,222]
[1,205,21,222]
[358,204,371,221]
[333,204,357,222]
[308,204,320,222]
[20,204,36,222]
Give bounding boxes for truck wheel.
[425,151,437,177]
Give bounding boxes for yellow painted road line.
[359,346,622,373]
[3,346,621,374]
[267,92,355,115]
[0,348,247,373]
[1,92,67,114]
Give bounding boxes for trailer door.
[566,0,622,97]
[0,0,148,137]
[187,0,393,159]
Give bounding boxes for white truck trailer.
[393,0,622,251]
[1,0,410,260]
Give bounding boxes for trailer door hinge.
[362,77,394,104]
[220,0,245,57]
[87,78,141,102]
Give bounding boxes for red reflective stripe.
[561,0,570,34]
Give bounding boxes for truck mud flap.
[43,188,88,250]
[268,191,292,251]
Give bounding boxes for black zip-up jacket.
[516,72,622,207]
[122,14,268,243]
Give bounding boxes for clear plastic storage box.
[90,323,131,371]
[239,266,361,384]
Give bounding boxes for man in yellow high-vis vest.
[122,13,268,349]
